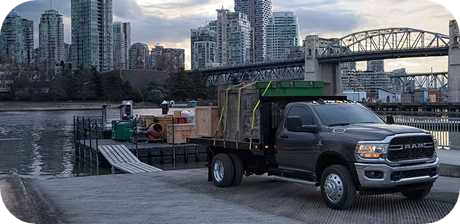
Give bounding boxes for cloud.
[5,0,455,71]
[131,14,206,43]
[294,9,361,37]
[113,0,144,19]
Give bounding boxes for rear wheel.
[229,154,244,186]
[401,184,433,200]
[211,154,235,187]
[320,165,356,210]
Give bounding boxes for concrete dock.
[16,169,460,224]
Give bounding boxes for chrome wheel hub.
[324,173,344,203]
[213,160,224,182]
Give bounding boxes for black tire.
[320,165,356,210]
[211,154,235,187]
[229,154,244,186]
[401,183,433,200]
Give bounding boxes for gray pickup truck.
[189,96,439,209]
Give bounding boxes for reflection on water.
[0,108,196,178]
[0,110,100,177]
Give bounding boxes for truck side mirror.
[287,117,303,132]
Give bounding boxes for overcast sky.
[9,0,455,71]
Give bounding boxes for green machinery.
[112,101,136,142]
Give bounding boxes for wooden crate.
[157,116,174,139]
[173,110,182,118]
[140,115,157,128]
[167,124,195,144]
[195,106,220,137]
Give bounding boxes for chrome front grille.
[387,135,435,162]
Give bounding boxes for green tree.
[165,71,215,101]
[142,81,166,104]
[11,75,32,101]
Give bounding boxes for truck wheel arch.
[315,152,358,186]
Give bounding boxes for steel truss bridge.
[391,72,448,90]
[201,59,305,86]
[198,28,450,85]
[318,28,450,63]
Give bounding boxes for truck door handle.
[280,135,289,139]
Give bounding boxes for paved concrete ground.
[438,149,460,177]
[438,149,460,166]
[25,169,459,224]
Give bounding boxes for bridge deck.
[98,145,162,174]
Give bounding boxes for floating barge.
[73,116,206,174]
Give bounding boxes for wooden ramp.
[98,145,162,174]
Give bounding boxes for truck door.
[276,105,319,171]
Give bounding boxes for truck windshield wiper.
[328,123,351,127]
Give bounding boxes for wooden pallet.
[98,145,162,173]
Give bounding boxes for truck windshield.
[311,104,384,126]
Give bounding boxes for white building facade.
[235,0,272,63]
[39,9,65,77]
[266,12,299,61]
[191,23,219,70]
[216,9,251,66]
[113,22,131,70]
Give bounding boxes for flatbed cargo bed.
[188,137,260,151]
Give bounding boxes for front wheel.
[211,154,235,187]
[401,184,433,200]
[320,165,356,210]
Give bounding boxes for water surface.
[0,108,186,178]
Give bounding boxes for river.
[0,108,192,178]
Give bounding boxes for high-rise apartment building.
[235,0,272,63]
[0,12,34,64]
[341,70,393,99]
[266,12,299,61]
[113,22,131,70]
[129,43,149,70]
[216,9,251,66]
[64,43,71,63]
[71,0,113,72]
[367,60,385,72]
[39,9,65,76]
[191,22,219,70]
[150,45,185,73]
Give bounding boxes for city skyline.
[5,0,456,71]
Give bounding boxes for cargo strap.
[249,81,273,150]
[236,82,256,149]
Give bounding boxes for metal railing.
[387,115,460,149]
[73,116,105,151]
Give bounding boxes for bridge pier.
[304,35,321,81]
[304,35,342,95]
[449,20,460,103]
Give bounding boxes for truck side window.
[287,106,315,125]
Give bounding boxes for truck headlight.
[356,143,388,159]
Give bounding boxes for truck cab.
[274,101,438,209]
